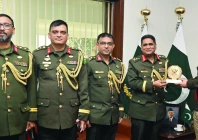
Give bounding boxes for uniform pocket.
[131,96,147,105]
[39,64,54,79]
[21,102,30,112]
[37,98,50,107]
[90,102,102,110]
[70,98,79,107]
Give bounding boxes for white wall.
[123,0,198,77]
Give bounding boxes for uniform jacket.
[33,45,89,129]
[187,77,198,111]
[127,54,168,122]
[87,54,124,125]
[0,43,37,136]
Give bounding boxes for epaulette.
[132,57,141,62]
[88,56,96,61]
[158,55,167,59]
[71,47,81,51]
[17,46,29,52]
[114,57,121,62]
[34,46,47,52]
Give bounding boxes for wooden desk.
[159,129,195,140]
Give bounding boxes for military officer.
[126,34,168,140]
[33,20,89,140]
[86,33,126,140]
[0,14,37,140]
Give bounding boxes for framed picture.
[164,106,179,128]
[161,104,180,132]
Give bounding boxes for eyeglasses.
[98,42,114,46]
[0,23,13,29]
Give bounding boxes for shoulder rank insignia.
[34,46,47,51]
[88,56,96,61]
[158,55,166,59]
[114,57,121,62]
[18,46,29,51]
[133,57,140,62]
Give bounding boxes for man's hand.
[153,80,167,88]
[118,117,123,123]
[26,121,36,131]
[76,119,86,133]
[175,78,188,88]
[86,120,91,128]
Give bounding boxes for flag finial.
[141,8,151,22]
[175,7,185,20]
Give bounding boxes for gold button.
[111,96,113,98]
[7,95,10,99]
[111,106,114,108]
[152,66,154,68]
[59,59,62,62]
[21,69,24,72]
[75,103,78,105]
[138,100,140,102]
[8,109,11,112]
[6,70,9,72]
[60,93,63,96]
[144,76,146,78]
[45,68,48,70]
[6,83,10,86]
[24,107,27,110]
[5,58,8,61]
[156,93,158,95]
[40,103,43,105]
[155,102,158,104]
[99,76,101,78]
[59,105,63,108]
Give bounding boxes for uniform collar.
[141,53,160,62]
[96,54,115,62]
[9,42,19,54]
[46,44,72,55]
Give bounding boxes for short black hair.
[168,108,174,112]
[49,20,68,32]
[141,34,156,45]
[0,14,14,27]
[97,32,114,43]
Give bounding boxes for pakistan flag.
[166,20,194,112]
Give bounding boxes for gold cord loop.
[1,53,33,93]
[56,51,83,90]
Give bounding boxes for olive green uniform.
[86,54,125,140]
[186,78,198,139]
[0,42,37,137]
[126,54,168,140]
[33,45,89,130]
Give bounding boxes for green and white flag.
[181,103,193,124]
[166,20,194,111]
[133,22,148,57]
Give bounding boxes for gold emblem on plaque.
[167,65,182,80]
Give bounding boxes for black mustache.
[0,32,7,35]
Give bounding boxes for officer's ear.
[12,27,15,35]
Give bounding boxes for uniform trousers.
[38,125,76,140]
[0,132,26,140]
[86,123,118,140]
[131,118,163,140]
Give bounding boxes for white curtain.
[1,0,105,56]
